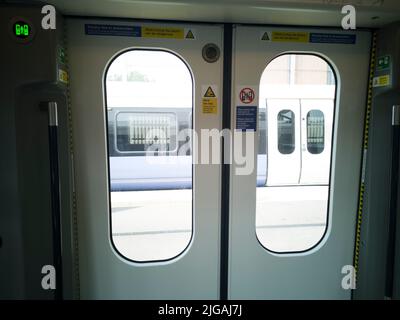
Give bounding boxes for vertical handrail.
[220,23,233,300]
[45,101,64,300]
[385,105,400,299]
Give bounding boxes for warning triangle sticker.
[204,86,216,98]
[185,30,195,39]
[261,32,270,41]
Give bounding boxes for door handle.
[392,105,400,126]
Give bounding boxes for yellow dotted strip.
[353,31,377,279]
[63,19,81,300]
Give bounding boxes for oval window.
[307,110,325,155]
[105,50,193,262]
[257,54,336,253]
[277,109,295,155]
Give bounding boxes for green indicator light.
[13,21,31,39]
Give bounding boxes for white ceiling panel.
[6,0,400,27]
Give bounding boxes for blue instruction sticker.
[310,33,356,44]
[236,106,257,131]
[85,24,142,37]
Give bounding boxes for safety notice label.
[373,74,391,88]
[58,69,68,84]
[142,27,184,39]
[376,55,391,71]
[236,106,257,131]
[202,85,218,114]
[239,87,255,104]
[85,24,141,37]
[85,24,196,40]
[309,33,356,44]
[271,31,309,43]
[260,30,356,45]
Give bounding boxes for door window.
[277,109,295,154]
[105,50,193,262]
[256,54,336,253]
[307,110,325,154]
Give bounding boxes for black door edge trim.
[220,23,233,301]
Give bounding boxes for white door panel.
[230,26,370,299]
[266,99,301,185]
[68,19,223,299]
[300,99,334,185]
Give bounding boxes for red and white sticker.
[239,87,255,104]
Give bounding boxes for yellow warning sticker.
[204,86,216,98]
[58,69,68,84]
[372,74,391,87]
[202,85,218,114]
[271,31,309,43]
[203,98,217,114]
[142,27,184,39]
[185,29,195,40]
[261,32,270,41]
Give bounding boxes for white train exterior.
[107,81,335,190]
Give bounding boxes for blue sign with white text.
[85,24,141,37]
[310,33,356,44]
[236,106,257,131]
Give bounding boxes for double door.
[67,20,370,299]
[265,98,333,186]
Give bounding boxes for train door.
[265,99,301,185]
[229,26,371,299]
[67,19,223,299]
[265,98,333,186]
[299,99,334,185]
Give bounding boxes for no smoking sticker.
[239,87,255,104]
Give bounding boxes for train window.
[307,110,325,154]
[115,112,177,153]
[105,50,193,263]
[257,53,336,253]
[277,109,295,154]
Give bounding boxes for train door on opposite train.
[67,19,223,299]
[229,26,371,299]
